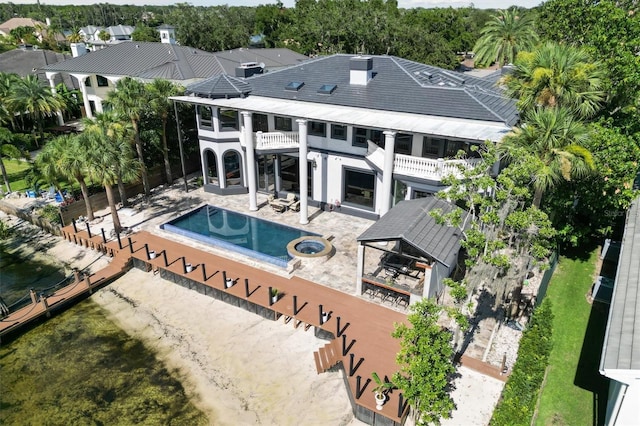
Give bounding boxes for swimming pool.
[160,205,319,268]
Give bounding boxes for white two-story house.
[173,54,518,223]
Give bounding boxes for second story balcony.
[255,131,299,151]
[366,142,482,181]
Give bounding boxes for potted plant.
[270,287,279,303]
[371,372,394,410]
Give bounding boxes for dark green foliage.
[491,298,554,426]
[392,299,457,425]
[37,204,61,225]
[131,25,160,42]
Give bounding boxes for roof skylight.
[318,84,337,95]
[285,81,304,91]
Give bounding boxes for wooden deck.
[3,221,508,424]
[98,229,410,422]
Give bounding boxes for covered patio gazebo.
[355,197,465,306]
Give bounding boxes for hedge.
[490,298,554,426]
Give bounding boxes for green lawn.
[535,247,610,426]
[1,159,32,194]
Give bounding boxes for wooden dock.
[0,254,130,342]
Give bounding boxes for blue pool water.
[160,205,318,267]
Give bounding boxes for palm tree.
[0,72,22,129]
[500,107,594,208]
[6,75,66,147]
[472,8,539,68]
[503,42,607,120]
[147,79,184,185]
[36,134,95,220]
[83,112,135,207]
[82,123,139,235]
[55,83,81,120]
[0,127,24,194]
[106,77,150,197]
[67,29,83,43]
[98,30,110,43]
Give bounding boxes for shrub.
[491,298,554,426]
[37,204,62,225]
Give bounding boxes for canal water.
[0,240,208,424]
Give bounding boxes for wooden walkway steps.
[313,338,342,374]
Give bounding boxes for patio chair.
[290,200,300,212]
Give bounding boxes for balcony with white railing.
[255,131,299,150]
[366,142,482,181]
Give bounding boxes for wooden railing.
[255,131,299,150]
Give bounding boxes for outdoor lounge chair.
[268,194,287,212]
[290,200,300,212]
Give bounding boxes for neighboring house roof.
[226,54,517,126]
[212,47,309,71]
[357,197,465,268]
[0,17,45,36]
[0,48,79,89]
[79,25,100,38]
[108,25,134,38]
[600,195,640,376]
[41,42,224,83]
[186,75,252,98]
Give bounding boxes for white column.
[297,119,309,225]
[71,73,92,119]
[356,244,365,295]
[242,111,257,211]
[380,130,396,216]
[45,72,64,125]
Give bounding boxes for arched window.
[205,150,218,185]
[223,151,242,187]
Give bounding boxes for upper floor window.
[252,113,269,132]
[198,105,213,129]
[395,133,413,155]
[353,127,382,148]
[309,121,326,137]
[96,75,109,87]
[274,116,292,131]
[422,136,444,158]
[331,124,347,140]
[219,109,239,131]
[445,140,466,157]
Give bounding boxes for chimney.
[349,56,373,86]
[70,42,88,58]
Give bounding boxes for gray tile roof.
[41,42,223,81]
[0,48,78,89]
[185,75,252,98]
[601,196,640,372]
[241,54,518,126]
[212,47,309,71]
[357,197,465,267]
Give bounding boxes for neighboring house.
[172,54,517,220]
[0,17,45,40]
[213,47,309,72]
[78,24,134,48]
[599,194,640,426]
[0,45,79,97]
[40,42,308,120]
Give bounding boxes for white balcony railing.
[394,155,482,180]
[255,131,299,150]
[366,142,481,181]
